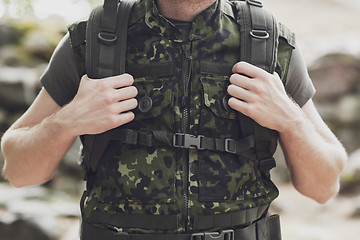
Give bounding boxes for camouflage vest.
[68,0,295,234]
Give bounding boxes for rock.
[340,149,360,195]
[0,24,21,47]
[336,94,360,124]
[22,29,55,62]
[309,53,360,101]
[351,197,360,218]
[0,183,80,240]
[0,45,29,66]
[337,127,360,154]
[0,66,41,110]
[315,94,360,152]
[309,53,360,152]
[0,219,54,240]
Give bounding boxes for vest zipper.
[181,41,192,231]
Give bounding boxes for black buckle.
[246,0,263,7]
[191,230,234,240]
[173,133,204,150]
[225,139,236,154]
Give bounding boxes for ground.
[274,184,360,240]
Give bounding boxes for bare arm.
[227,62,347,203]
[279,99,346,203]
[1,74,138,188]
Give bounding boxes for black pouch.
[235,213,281,240]
[257,214,282,240]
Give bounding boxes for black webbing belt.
[80,212,281,240]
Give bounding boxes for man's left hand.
[227,61,301,133]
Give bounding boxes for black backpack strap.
[233,0,279,172]
[86,0,136,78]
[234,0,278,73]
[81,0,136,176]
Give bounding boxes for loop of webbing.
[101,0,118,34]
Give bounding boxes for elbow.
[314,150,348,204]
[294,178,341,204]
[2,166,27,188]
[313,182,340,204]
[4,170,52,188]
[2,161,53,188]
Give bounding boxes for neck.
[156,0,216,21]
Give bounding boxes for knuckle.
[106,104,116,114]
[253,83,265,95]
[102,92,115,104]
[119,112,135,125]
[96,81,109,91]
[242,104,253,116]
[107,115,119,127]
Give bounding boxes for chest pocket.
[201,75,237,120]
[199,62,238,141]
[127,62,174,121]
[198,62,264,202]
[200,62,237,121]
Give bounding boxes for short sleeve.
[284,44,316,107]
[40,33,80,107]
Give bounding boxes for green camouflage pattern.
[69,0,295,234]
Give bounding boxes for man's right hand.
[59,74,138,136]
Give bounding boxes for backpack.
[79,0,281,179]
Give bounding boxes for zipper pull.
[182,41,193,60]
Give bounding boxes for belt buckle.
[191,230,234,240]
[173,133,204,150]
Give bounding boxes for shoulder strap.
[86,0,136,78]
[234,0,279,73]
[81,0,136,177]
[233,0,279,172]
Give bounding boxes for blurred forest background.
[0,0,360,239]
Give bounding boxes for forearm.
[2,75,138,187]
[279,105,347,203]
[1,112,76,187]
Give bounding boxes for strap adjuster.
[191,230,234,240]
[250,29,270,39]
[98,31,118,44]
[173,133,204,150]
[225,139,236,153]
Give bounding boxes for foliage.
[1,0,32,8]
[1,0,101,8]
